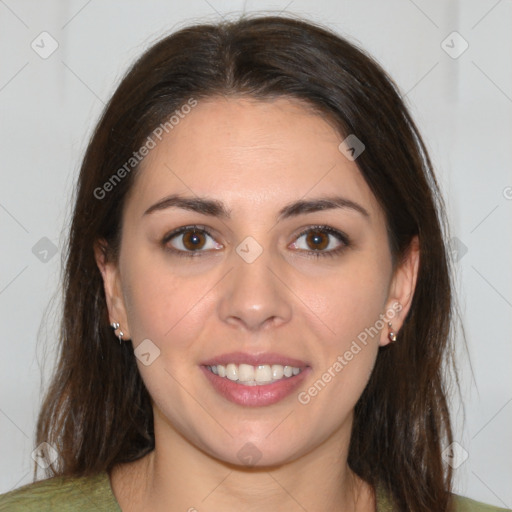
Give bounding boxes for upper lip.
[201,351,309,368]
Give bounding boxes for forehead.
[126,96,382,219]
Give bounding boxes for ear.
[94,239,131,340]
[379,235,420,347]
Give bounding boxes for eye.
[290,226,350,257]
[163,225,223,255]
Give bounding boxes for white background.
[0,0,511,507]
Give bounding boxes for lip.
[201,351,309,368]
[200,364,311,408]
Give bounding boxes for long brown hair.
[36,15,459,511]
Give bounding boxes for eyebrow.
[277,196,369,220]
[143,194,370,220]
[143,194,231,218]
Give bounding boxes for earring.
[111,322,123,344]
[388,322,397,342]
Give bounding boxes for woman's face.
[98,97,417,467]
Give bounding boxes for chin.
[201,431,309,469]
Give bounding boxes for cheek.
[121,262,217,411]
[293,254,390,404]
[120,243,224,366]
[300,256,391,345]
[123,268,211,346]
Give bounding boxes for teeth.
[239,363,255,381]
[272,364,284,379]
[255,365,272,383]
[226,363,238,381]
[207,363,302,385]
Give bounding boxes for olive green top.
[0,472,510,511]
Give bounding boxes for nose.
[216,248,293,332]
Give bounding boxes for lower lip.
[200,366,310,407]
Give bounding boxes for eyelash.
[161,224,351,259]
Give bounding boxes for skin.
[95,97,419,512]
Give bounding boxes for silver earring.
[111,322,124,344]
[388,322,397,342]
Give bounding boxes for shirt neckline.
[101,471,392,511]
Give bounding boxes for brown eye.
[290,226,349,257]
[164,226,223,255]
[182,230,206,250]
[305,230,330,251]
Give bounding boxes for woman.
[0,15,508,512]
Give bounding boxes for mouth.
[200,352,310,407]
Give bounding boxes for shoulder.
[0,472,121,511]
[451,494,511,512]
[375,482,510,512]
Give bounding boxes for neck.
[111,412,374,512]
